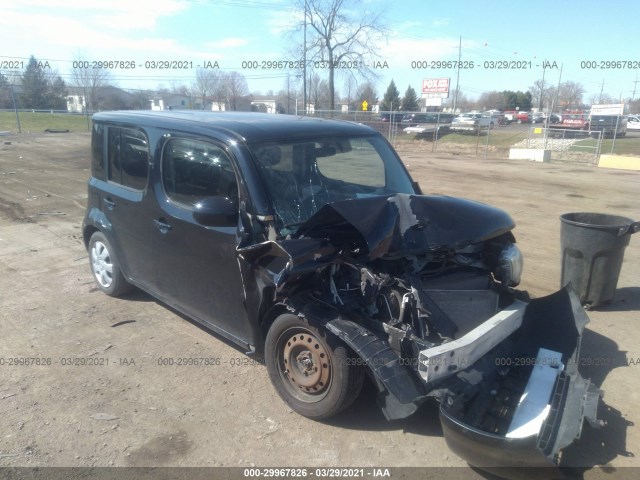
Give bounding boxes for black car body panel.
[83,111,602,475]
[296,194,515,256]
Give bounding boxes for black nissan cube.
[83,111,601,477]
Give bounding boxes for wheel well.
[83,225,99,249]
[259,303,291,342]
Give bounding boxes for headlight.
[497,243,523,287]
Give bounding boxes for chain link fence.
[2,104,635,167]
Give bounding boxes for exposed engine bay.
[241,193,526,390]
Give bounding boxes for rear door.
[100,125,156,288]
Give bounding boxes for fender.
[325,319,428,420]
[82,206,113,246]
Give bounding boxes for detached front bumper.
[436,287,602,478]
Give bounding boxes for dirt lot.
[0,132,638,478]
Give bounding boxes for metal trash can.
[560,212,639,308]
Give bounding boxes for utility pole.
[553,63,563,113]
[539,63,546,111]
[302,0,307,115]
[452,36,461,113]
[632,75,638,101]
[9,80,21,133]
[598,79,605,104]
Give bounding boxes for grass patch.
[400,127,530,151]
[0,111,90,133]
[570,136,640,156]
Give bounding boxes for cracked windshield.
[250,135,415,235]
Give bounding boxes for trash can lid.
[561,212,639,236]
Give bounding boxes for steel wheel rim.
[91,241,114,288]
[277,328,332,402]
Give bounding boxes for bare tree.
[589,93,615,105]
[342,75,357,109]
[70,55,111,112]
[442,90,472,112]
[558,81,585,109]
[529,79,554,111]
[169,80,191,97]
[221,71,249,111]
[277,73,298,114]
[476,91,507,111]
[308,72,331,110]
[299,0,388,110]
[191,68,221,109]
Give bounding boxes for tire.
[265,314,365,420]
[88,231,133,297]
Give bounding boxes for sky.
[2,0,640,107]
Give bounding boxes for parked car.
[483,111,506,125]
[84,111,601,474]
[450,112,494,132]
[401,112,454,127]
[502,111,532,124]
[530,112,546,124]
[379,112,404,124]
[548,113,562,124]
[513,112,531,124]
[627,115,640,130]
[402,113,456,134]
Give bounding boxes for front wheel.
[265,314,364,420]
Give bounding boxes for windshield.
[249,135,415,236]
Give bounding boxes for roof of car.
[92,111,377,143]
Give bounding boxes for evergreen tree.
[0,73,12,109]
[21,56,49,108]
[355,82,378,111]
[401,85,419,112]
[47,76,68,110]
[380,80,401,111]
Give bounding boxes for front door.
[151,135,249,345]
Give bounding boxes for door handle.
[103,198,116,209]
[153,218,172,233]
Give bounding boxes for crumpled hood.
[238,194,515,292]
[294,193,515,259]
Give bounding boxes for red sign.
[422,78,450,94]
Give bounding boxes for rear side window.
[107,127,149,190]
[162,138,238,207]
[91,123,105,181]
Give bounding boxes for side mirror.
[193,196,238,227]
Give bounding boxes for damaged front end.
[239,193,601,472]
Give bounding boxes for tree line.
[1,56,67,110]
[4,54,638,115]
[2,0,638,114]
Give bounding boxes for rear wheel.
[265,314,365,420]
[88,231,133,297]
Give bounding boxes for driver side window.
[162,138,238,207]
